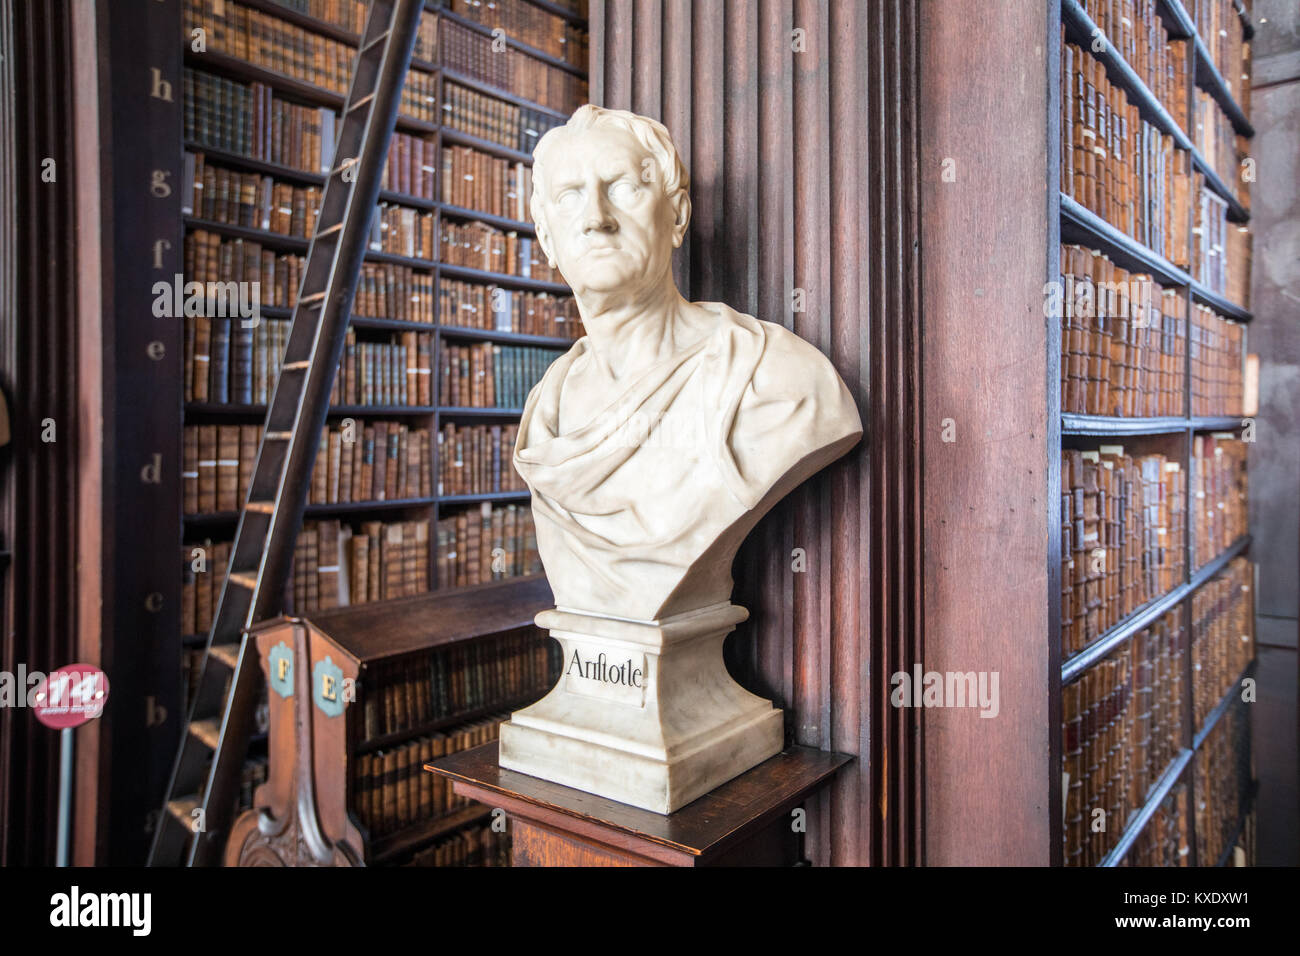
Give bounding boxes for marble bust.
[498,105,863,813]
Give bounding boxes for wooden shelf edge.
[1190,281,1252,322]
[1059,194,1190,286]
[437,6,588,80]
[1213,779,1258,866]
[367,803,492,865]
[1062,535,1251,684]
[1099,747,1194,866]
[356,692,542,756]
[440,67,571,122]
[1061,414,1191,435]
[1191,31,1254,138]
[1193,660,1256,750]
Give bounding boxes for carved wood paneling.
[591,0,922,866]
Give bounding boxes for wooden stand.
[224,576,555,867]
[426,742,852,866]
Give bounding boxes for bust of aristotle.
[515,106,862,622]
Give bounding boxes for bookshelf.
[1051,0,1256,866]
[174,0,590,863]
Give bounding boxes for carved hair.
[529,105,690,246]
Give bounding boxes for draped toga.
[513,301,863,622]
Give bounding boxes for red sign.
[32,664,109,729]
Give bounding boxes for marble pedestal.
[498,601,783,814]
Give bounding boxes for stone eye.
[609,181,639,204]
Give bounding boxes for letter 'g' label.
[561,639,648,708]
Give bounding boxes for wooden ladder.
[147,0,424,867]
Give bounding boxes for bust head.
[530,106,692,303]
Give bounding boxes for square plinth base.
[499,704,783,814]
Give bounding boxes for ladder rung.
[245,501,275,514]
[191,718,222,750]
[347,93,376,113]
[229,572,258,590]
[209,644,241,670]
[282,360,311,371]
[265,431,293,441]
[167,795,201,823]
[333,158,360,178]
[316,223,344,239]
[359,30,391,53]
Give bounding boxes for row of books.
[1224,221,1252,308]
[1192,556,1254,728]
[186,70,440,195]
[443,80,564,155]
[290,518,430,614]
[1191,0,1251,112]
[1193,91,1249,203]
[372,201,439,259]
[1195,696,1252,865]
[439,17,588,114]
[185,0,441,124]
[185,314,433,407]
[329,331,434,407]
[447,0,589,68]
[1192,434,1247,567]
[187,151,321,234]
[403,822,510,867]
[186,155,441,258]
[359,629,557,743]
[185,69,335,172]
[441,219,562,283]
[182,519,428,635]
[1122,782,1189,866]
[184,229,303,311]
[1191,182,1245,300]
[184,217,564,296]
[266,0,366,34]
[352,716,503,838]
[1061,448,1185,655]
[1062,606,1186,866]
[1190,303,1245,416]
[439,340,563,409]
[183,420,434,515]
[356,262,434,322]
[1077,0,1189,131]
[439,277,582,339]
[438,423,526,497]
[1063,41,1193,267]
[383,130,438,200]
[436,502,543,590]
[1059,243,1187,417]
[441,144,532,222]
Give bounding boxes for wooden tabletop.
[251,575,555,662]
[426,741,853,859]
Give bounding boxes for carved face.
[534,125,689,299]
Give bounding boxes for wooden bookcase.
[1049,0,1257,866]
[225,576,560,866]
[171,0,590,859]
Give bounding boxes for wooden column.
[916,0,1053,865]
[591,0,923,865]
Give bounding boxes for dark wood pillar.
[916,0,1053,865]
